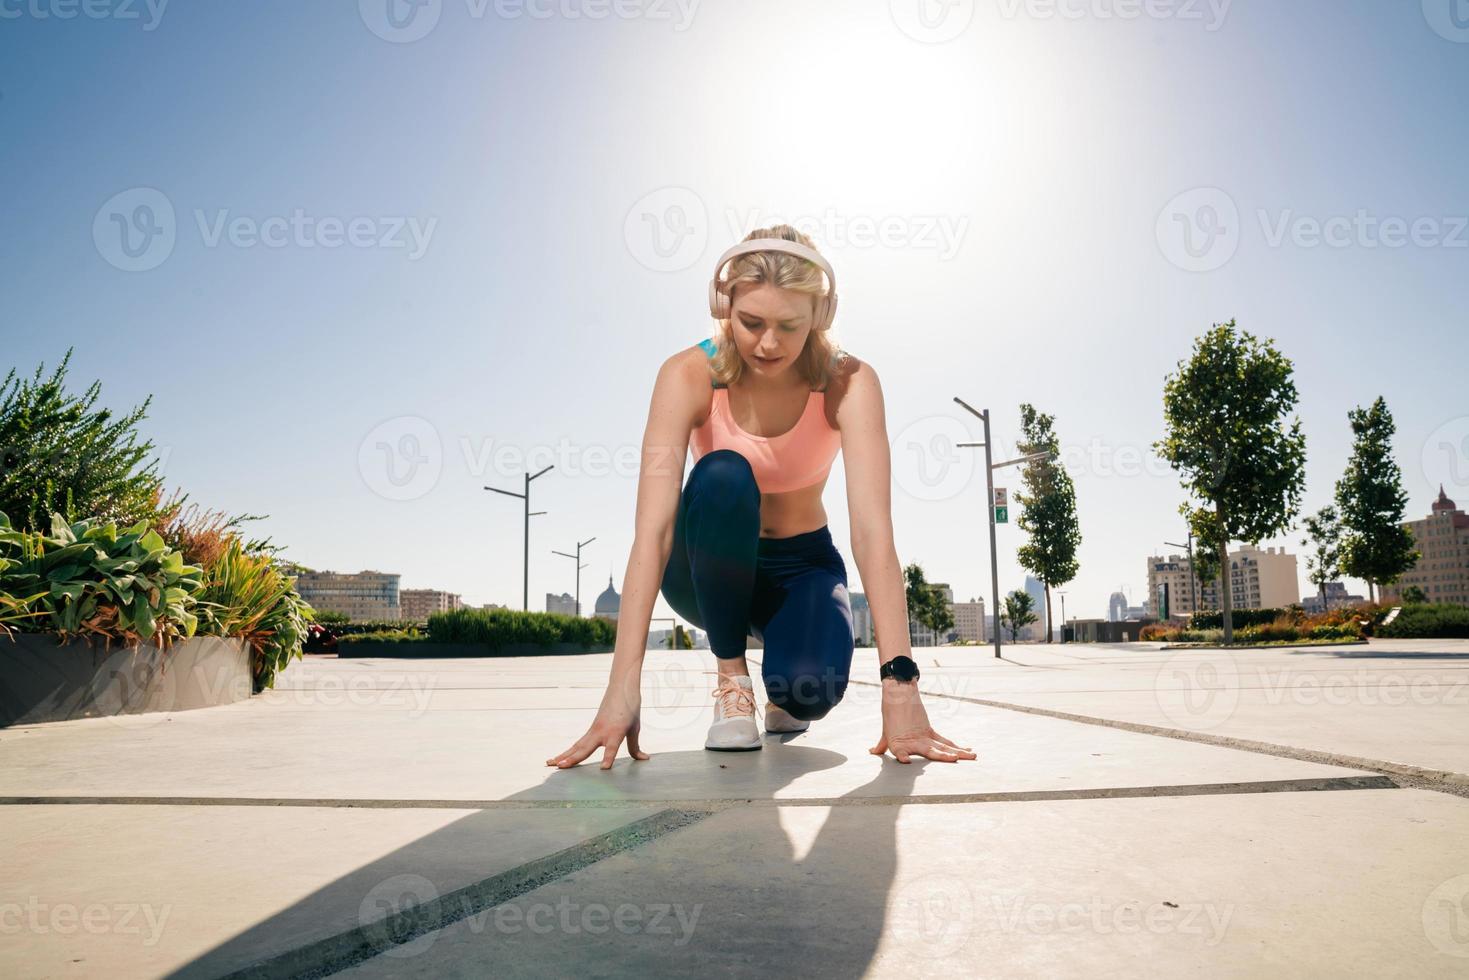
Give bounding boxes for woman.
[546,225,977,769]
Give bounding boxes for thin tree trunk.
[1218,523,1234,644]
[1044,582,1054,643]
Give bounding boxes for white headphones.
[708,237,839,332]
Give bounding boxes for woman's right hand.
[545,683,650,771]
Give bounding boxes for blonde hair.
[707,224,846,391]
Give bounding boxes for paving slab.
[912,639,1469,777]
[0,803,666,979]
[340,787,1469,979]
[0,654,1377,804]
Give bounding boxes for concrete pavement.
[0,639,1466,977]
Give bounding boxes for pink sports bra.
[688,337,843,494]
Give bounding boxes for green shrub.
[195,536,312,692]
[338,629,428,644]
[427,608,616,650]
[1189,607,1301,630]
[1376,604,1469,639]
[0,350,165,533]
[1,511,202,648]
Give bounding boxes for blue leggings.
[660,449,855,721]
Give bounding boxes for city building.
[399,589,463,622]
[911,582,955,647]
[1381,486,1469,607]
[1301,582,1365,614]
[293,570,400,622]
[952,597,986,643]
[545,592,577,616]
[594,575,621,621]
[1021,575,1048,642]
[849,592,874,646]
[1107,591,1128,623]
[1147,543,1299,616]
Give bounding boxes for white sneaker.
[763,701,810,733]
[705,673,762,751]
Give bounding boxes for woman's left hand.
[869,680,977,764]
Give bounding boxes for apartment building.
[1381,486,1469,607]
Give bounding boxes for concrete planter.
[0,634,254,727]
[336,640,616,658]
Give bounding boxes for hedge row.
[1376,604,1469,639]
[425,607,617,650]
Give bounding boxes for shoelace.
[704,670,757,720]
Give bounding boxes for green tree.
[1334,397,1418,603]
[1300,505,1343,612]
[0,349,164,532]
[1000,589,1037,643]
[1154,320,1307,644]
[1015,403,1081,643]
[1400,585,1427,605]
[904,563,953,645]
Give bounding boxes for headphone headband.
[708,237,839,332]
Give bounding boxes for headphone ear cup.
[821,292,838,331]
[709,278,730,321]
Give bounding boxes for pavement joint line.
[215,806,710,980]
[854,679,1469,799]
[0,776,1400,811]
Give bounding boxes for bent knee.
[764,671,847,721]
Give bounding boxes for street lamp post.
[1056,590,1067,643]
[953,397,1055,660]
[551,536,597,616]
[1164,530,1198,619]
[485,464,554,611]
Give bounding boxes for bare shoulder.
[824,351,879,428]
[650,343,715,428]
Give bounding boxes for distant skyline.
[4,1,1467,622]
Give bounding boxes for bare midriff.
[692,366,843,540]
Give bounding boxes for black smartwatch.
[879,655,920,683]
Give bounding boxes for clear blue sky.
[4,1,1467,622]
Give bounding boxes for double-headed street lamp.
[1164,530,1198,618]
[952,397,1056,659]
[551,536,597,617]
[485,463,554,612]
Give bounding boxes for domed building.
[1382,485,1469,607]
[593,574,621,622]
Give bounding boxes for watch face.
[885,656,919,681]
